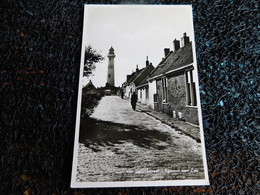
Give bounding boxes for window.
[153,94,158,103]
[185,69,197,106]
[162,77,168,103]
[146,87,149,99]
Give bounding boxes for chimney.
[146,56,149,67]
[181,32,190,47]
[164,48,170,57]
[173,39,180,51]
[136,65,139,73]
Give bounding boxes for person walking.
[131,92,138,110]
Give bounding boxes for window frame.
[185,69,197,107]
[162,77,168,104]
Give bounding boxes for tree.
[84,45,104,77]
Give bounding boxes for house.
[130,58,154,102]
[123,57,154,100]
[136,77,150,104]
[135,57,155,105]
[123,66,144,98]
[148,33,199,125]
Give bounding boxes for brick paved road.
[76,96,205,182]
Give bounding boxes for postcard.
[71,4,209,188]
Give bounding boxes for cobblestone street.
[77,96,205,182]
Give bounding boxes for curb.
[137,105,201,143]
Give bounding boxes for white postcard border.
[71,4,209,188]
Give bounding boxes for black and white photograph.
[71,4,209,188]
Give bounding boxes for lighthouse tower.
[107,47,116,86]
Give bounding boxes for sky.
[81,5,195,87]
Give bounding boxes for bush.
[81,87,104,118]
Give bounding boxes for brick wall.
[155,74,199,125]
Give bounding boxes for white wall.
[148,80,157,109]
[130,83,136,93]
[137,88,142,102]
[125,83,136,99]
[137,88,147,104]
[125,85,131,98]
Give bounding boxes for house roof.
[149,42,193,79]
[130,64,155,86]
[127,68,145,84]
[126,73,135,82]
[136,75,150,88]
[138,75,149,86]
[85,80,96,90]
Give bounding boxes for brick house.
[148,33,199,125]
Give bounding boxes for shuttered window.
[162,77,168,103]
[185,69,197,106]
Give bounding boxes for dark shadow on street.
[79,117,174,153]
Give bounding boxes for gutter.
[165,63,193,75]
[136,82,148,89]
[147,73,163,81]
[147,63,193,81]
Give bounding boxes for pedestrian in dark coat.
[131,92,138,110]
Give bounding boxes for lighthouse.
[107,47,115,86]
